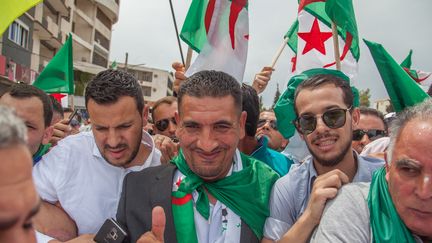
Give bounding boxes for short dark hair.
[358,106,386,130]
[241,83,259,137]
[85,69,144,114]
[294,74,353,115]
[6,83,53,127]
[49,95,64,118]
[177,70,242,115]
[151,96,177,122]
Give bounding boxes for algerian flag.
[292,0,359,80]
[180,0,249,83]
[0,0,42,36]
[33,34,74,94]
[364,39,429,113]
[400,50,432,91]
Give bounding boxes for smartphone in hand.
[94,218,128,243]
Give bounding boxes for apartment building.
[115,62,175,105]
[0,0,120,94]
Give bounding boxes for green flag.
[400,49,413,69]
[364,39,429,112]
[325,0,360,60]
[0,0,42,36]
[179,0,210,53]
[284,20,298,54]
[33,34,74,94]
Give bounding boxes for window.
[142,86,152,96]
[8,20,29,49]
[138,71,153,82]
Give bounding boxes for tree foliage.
[359,88,371,107]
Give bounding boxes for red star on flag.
[298,18,333,55]
[50,93,66,103]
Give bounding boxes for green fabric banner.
[170,149,278,239]
[364,39,429,112]
[368,167,416,243]
[33,34,74,94]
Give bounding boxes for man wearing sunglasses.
[351,107,387,154]
[151,96,178,139]
[263,70,384,243]
[256,110,289,152]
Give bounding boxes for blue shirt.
[251,136,294,176]
[263,151,384,240]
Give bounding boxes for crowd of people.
[0,64,431,243]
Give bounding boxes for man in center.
[116,70,279,242]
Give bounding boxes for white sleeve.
[32,140,73,203]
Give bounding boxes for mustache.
[104,144,128,150]
[312,132,337,143]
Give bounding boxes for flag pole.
[331,22,341,71]
[168,0,186,66]
[270,37,289,69]
[185,47,193,70]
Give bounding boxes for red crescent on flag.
[229,0,247,49]
[172,194,193,205]
[323,32,352,68]
[403,67,432,83]
[205,0,216,34]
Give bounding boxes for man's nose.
[107,129,121,147]
[196,127,218,152]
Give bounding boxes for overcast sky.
[110,0,432,108]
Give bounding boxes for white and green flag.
[180,0,249,83]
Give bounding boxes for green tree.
[272,83,281,110]
[359,88,371,107]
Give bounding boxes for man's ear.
[239,111,247,140]
[351,107,360,127]
[384,152,391,181]
[174,111,180,138]
[42,126,54,145]
[142,104,150,127]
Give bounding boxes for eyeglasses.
[155,117,177,131]
[257,119,278,130]
[352,129,387,141]
[295,107,352,135]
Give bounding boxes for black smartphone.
[67,109,79,125]
[94,218,128,243]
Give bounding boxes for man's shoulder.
[56,131,95,148]
[125,164,176,184]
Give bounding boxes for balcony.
[33,16,62,49]
[46,0,68,16]
[95,0,119,23]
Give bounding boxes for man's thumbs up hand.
[137,206,166,243]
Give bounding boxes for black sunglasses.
[257,119,278,130]
[352,129,387,141]
[155,117,177,131]
[295,107,352,135]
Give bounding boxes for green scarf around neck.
[368,167,415,243]
[170,149,279,240]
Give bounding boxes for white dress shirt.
[33,130,161,235]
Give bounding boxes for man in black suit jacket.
[116,70,279,243]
